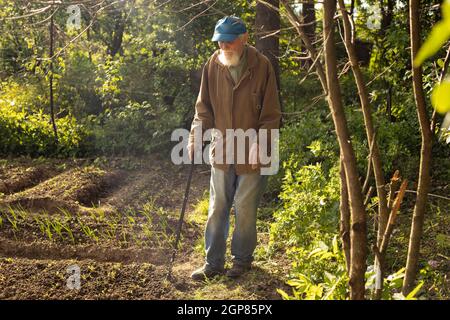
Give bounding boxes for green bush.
[265,105,338,200]
[83,100,182,156]
[270,162,340,249]
[277,236,349,300]
[0,104,85,157]
[270,162,348,299]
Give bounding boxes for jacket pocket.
[252,92,262,114]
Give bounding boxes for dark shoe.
[191,265,224,281]
[226,263,251,278]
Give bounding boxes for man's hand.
[249,142,259,169]
[187,142,194,162]
[188,142,207,162]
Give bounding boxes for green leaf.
[414,20,450,67]
[444,0,450,20]
[414,0,450,67]
[431,80,450,113]
[332,235,339,254]
[306,285,323,300]
[405,281,424,300]
[276,289,292,300]
[324,271,336,283]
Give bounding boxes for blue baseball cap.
[211,16,247,42]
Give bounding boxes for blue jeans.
[204,165,268,271]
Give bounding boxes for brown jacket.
[189,45,282,175]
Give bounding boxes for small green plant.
[89,208,105,223]
[15,206,28,221]
[277,236,349,300]
[34,215,45,237]
[42,217,53,241]
[127,215,136,226]
[6,207,19,232]
[366,266,428,300]
[81,224,99,243]
[56,209,75,243]
[50,218,65,241]
[142,223,153,243]
[120,224,128,245]
[76,213,99,243]
[105,218,118,241]
[187,192,209,225]
[153,207,177,246]
[62,223,75,244]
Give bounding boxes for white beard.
[218,50,240,67]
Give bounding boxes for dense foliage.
[0,0,449,299]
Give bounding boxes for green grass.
[186,191,209,225]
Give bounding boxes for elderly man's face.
[217,33,248,67]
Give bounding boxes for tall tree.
[323,0,367,299]
[379,0,396,121]
[402,0,433,295]
[255,0,280,90]
[281,0,368,298]
[337,0,389,298]
[339,158,351,272]
[49,8,58,144]
[301,0,316,68]
[108,5,126,57]
[281,0,327,94]
[380,0,395,36]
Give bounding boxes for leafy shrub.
[277,236,349,300]
[83,100,182,156]
[270,163,340,247]
[265,105,338,200]
[269,162,347,299]
[0,103,85,157]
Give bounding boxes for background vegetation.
[0,0,449,299]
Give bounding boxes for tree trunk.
[255,0,280,90]
[402,0,433,296]
[379,0,395,124]
[87,26,92,63]
[323,0,367,300]
[340,158,351,273]
[108,3,126,57]
[109,19,125,56]
[281,0,327,94]
[49,11,58,144]
[301,0,316,68]
[337,0,389,298]
[337,0,388,245]
[380,0,395,36]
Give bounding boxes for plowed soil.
[0,155,288,300]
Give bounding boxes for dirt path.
[0,156,287,300]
